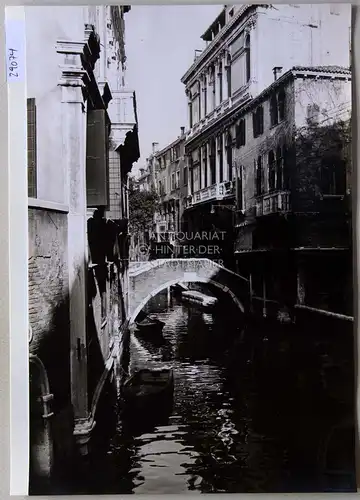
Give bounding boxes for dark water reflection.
[79,289,356,494]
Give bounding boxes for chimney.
[180,126,185,136]
[152,142,159,154]
[273,66,283,81]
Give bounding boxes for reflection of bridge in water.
[128,258,250,323]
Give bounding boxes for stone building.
[233,66,352,321]
[152,127,187,247]
[181,4,351,270]
[26,5,139,492]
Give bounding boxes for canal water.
[75,287,356,494]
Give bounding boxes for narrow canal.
[74,286,356,494]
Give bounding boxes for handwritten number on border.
[5,18,25,82]
[8,48,19,79]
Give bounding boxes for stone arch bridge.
[128,258,250,323]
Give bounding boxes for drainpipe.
[29,355,54,419]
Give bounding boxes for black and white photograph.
[24,3,354,495]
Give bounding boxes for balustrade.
[255,190,290,217]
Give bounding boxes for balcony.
[107,89,138,150]
[256,190,290,217]
[186,180,235,209]
[187,98,233,142]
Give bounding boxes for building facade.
[153,127,187,249]
[181,4,351,270]
[26,5,139,492]
[233,66,352,321]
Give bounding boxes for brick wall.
[28,208,74,480]
[28,208,70,410]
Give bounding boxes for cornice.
[181,5,259,86]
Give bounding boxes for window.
[245,34,251,83]
[171,172,175,191]
[218,135,224,183]
[176,171,180,189]
[27,98,37,198]
[229,31,251,94]
[202,145,208,187]
[237,165,243,210]
[307,103,320,124]
[253,106,264,138]
[270,94,278,127]
[276,146,284,190]
[188,100,193,128]
[183,166,188,186]
[218,63,223,103]
[226,54,232,98]
[255,156,263,196]
[203,80,208,116]
[268,151,276,191]
[210,66,216,110]
[209,138,216,185]
[278,89,286,121]
[175,145,180,159]
[235,119,246,148]
[226,132,233,181]
[320,158,346,195]
[193,166,200,192]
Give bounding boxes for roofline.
[252,66,352,105]
[181,4,258,85]
[153,134,186,158]
[185,66,351,149]
[200,6,226,40]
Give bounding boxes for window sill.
[28,198,69,213]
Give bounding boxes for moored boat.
[181,290,218,309]
[135,315,165,333]
[122,368,174,412]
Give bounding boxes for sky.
[124,5,222,174]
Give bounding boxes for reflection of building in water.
[202,313,214,325]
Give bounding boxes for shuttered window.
[27,98,37,198]
[86,109,109,207]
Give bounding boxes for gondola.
[135,315,165,333]
[122,368,174,412]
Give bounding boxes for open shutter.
[86,109,109,207]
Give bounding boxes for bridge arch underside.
[129,276,245,325]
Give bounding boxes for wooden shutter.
[86,109,109,207]
[27,98,37,198]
